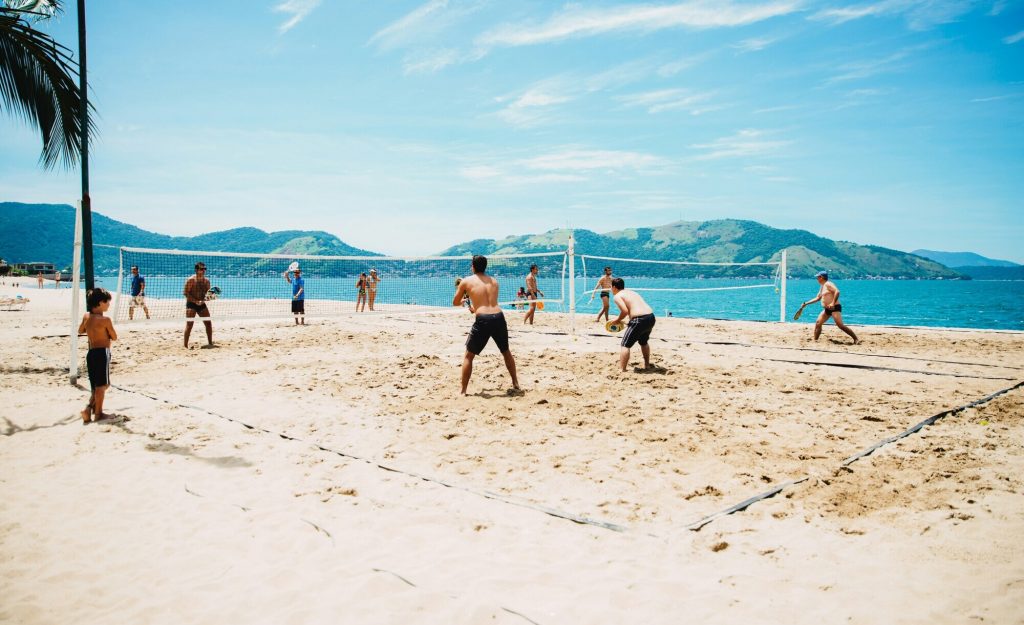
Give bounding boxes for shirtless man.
[523,264,544,325]
[183,262,214,348]
[610,277,657,372]
[590,266,613,322]
[453,255,520,395]
[800,270,858,344]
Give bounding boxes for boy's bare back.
[79,314,117,348]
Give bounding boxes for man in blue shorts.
[453,255,521,396]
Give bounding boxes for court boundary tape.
[24,347,1024,539]
[755,358,1019,381]
[685,379,1024,531]
[106,381,639,536]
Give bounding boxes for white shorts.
[130,295,146,307]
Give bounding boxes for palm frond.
[0,9,94,170]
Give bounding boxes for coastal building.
[14,262,56,276]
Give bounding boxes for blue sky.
[2,0,1022,259]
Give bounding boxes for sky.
[1,0,1022,260]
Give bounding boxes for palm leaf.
[0,5,95,170]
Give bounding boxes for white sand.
[2,284,1023,624]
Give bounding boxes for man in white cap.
[801,271,858,344]
[283,264,305,325]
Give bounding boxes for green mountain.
[439,220,961,279]
[0,202,381,275]
[911,249,1019,268]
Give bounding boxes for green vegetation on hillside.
[0,202,381,274]
[439,220,961,279]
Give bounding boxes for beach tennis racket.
[793,304,805,320]
[287,261,300,272]
[206,286,221,301]
[536,301,544,311]
[605,321,624,333]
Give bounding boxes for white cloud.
[520,149,665,173]
[493,82,575,127]
[492,62,653,127]
[690,129,791,160]
[825,49,914,83]
[657,51,715,76]
[810,0,981,30]
[733,36,779,53]
[369,0,451,50]
[616,89,717,114]
[1005,29,1024,44]
[476,1,801,48]
[273,0,322,34]
[402,48,461,74]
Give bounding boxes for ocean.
[19,276,1024,331]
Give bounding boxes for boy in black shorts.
[77,288,117,424]
[453,255,521,395]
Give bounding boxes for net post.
[780,249,788,323]
[568,231,576,336]
[69,202,84,383]
[113,248,124,322]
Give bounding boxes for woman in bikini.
[356,272,368,312]
[367,269,380,311]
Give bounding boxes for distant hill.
[440,220,961,279]
[911,249,1020,268]
[952,266,1024,280]
[0,202,382,275]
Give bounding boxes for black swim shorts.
[621,313,656,348]
[186,301,210,316]
[824,303,843,317]
[600,290,610,299]
[466,312,510,355]
[291,299,305,314]
[86,347,110,390]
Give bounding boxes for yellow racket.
[606,321,623,333]
[793,304,806,320]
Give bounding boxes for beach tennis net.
[112,247,568,322]
[578,254,784,322]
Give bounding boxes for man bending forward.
[610,278,657,372]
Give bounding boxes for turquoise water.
[27,276,1024,331]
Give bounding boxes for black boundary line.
[696,340,1024,371]
[755,358,1019,381]
[685,379,1024,531]
[483,323,1024,372]
[841,380,1024,465]
[108,382,636,536]
[27,340,1024,540]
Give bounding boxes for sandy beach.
[2,284,1022,624]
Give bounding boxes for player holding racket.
[454,255,521,396]
[183,262,214,348]
[798,270,858,344]
[610,278,657,372]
